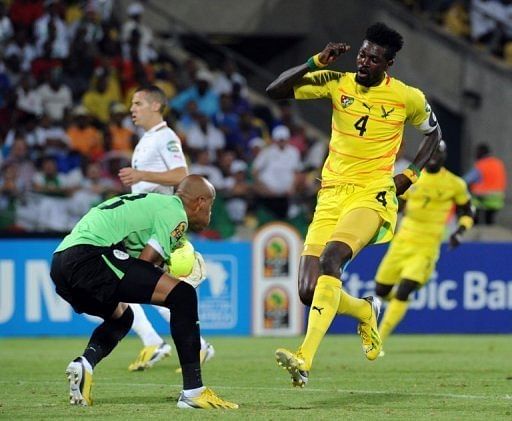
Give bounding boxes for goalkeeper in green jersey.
[50,175,238,409]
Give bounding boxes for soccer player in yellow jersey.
[266,22,442,388]
[375,141,473,351]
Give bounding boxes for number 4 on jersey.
[354,115,369,136]
[376,191,387,207]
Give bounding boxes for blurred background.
[0,0,510,337]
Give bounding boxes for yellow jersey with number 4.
[294,71,436,187]
[398,167,470,245]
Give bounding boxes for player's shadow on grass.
[100,395,171,405]
[273,392,404,410]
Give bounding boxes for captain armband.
[306,53,328,71]
[401,164,421,184]
[458,215,474,231]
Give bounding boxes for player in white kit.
[119,85,215,371]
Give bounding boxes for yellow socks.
[378,298,408,343]
[299,275,340,369]
[337,289,371,320]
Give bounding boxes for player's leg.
[275,187,341,386]
[51,247,135,406]
[378,279,420,343]
[66,302,134,406]
[301,207,383,365]
[115,260,238,409]
[166,239,215,366]
[378,248,435,347]
[128,304,172,371]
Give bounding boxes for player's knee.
[395,279,420,301]
[163,281,198,316]
[298,255,319,306]
[319,243,352,276]
[298,284,314,307]
[375,282,393,299]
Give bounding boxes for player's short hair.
[365,22,404,60]
[136,85,167,113]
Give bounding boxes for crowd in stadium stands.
[0,0,326,238]
[397,0,512,63]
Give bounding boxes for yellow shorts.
[375,238,439,285]
[303,179,398,257]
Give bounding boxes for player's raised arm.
[266,42,350,100]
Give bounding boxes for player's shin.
[337,289,372,320]
[300,275,341,369]
[83,305,134,368]
[378,298,408,342]
[164,282,202,390]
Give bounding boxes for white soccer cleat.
[66,358,93,406]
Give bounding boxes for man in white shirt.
[119,85,214,371]
[252,125,302,219]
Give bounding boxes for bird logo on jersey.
[341,95,354,108]
[381,105,395,119]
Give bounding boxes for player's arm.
[394,96,442,196]
[449,200,474,249]
[139,243,165,266]
[119,166,188,187]
[266,42,350,99]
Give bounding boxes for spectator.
[0,3,14,48]
[464,142,507,224]
[5,28,38,72]
[212,58,248,97]
[37,66,73,123]
[252,125,302,219]
[106,102,136,152]
[121,2,156,64]
[189,149,225,191]
[0,162,21,230]
[66,105,104,160]
[170,69,219,118]
[224,159,251,225]
[15,72,43,117]
[34,0,69,59]
[9,0,44,33]
[82,68,120,124]
[184,112,226,162]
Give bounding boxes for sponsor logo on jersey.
[341,95,354,108]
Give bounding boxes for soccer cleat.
[128,342,172,371]
[175,343,215,373]
[379,349,385,358]
[275,348,309,388]
[65,358,93,406]
[176,387,239,409]
[357,296,382,361]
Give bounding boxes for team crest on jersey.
[171,221,187,241]
[167,140,181,153]
[341,95,354,108]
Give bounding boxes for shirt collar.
[147,121,167,134]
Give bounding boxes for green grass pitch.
[1,335,510,420]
